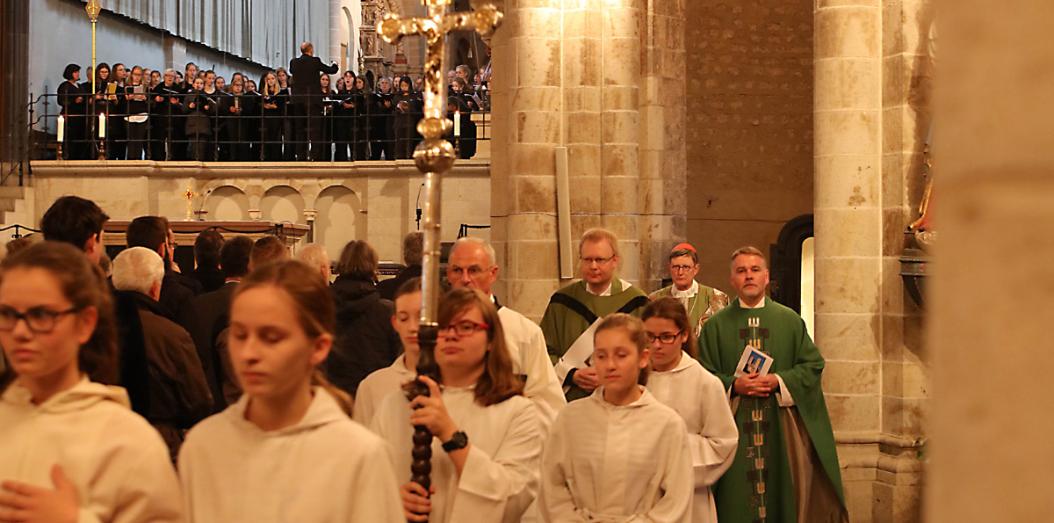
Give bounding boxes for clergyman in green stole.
[698,246,848,523]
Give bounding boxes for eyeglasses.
[646,331,683,344]
[580,256,614,266]
[0,306,82,334]
[439,320,489,337]
[670,264,696,272]
[449,265,491,278]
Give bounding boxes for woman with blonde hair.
[540,312,695,522]
[178,260,403,522]
[371,287,543,523]
[0,241,182,522]
[642,297,738,523]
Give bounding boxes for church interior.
[0,0,1049,521]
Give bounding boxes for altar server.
[178,260,403,523]
[0,241,182,523]
[371,287,542,523]
[353,277,421,427]
[540,313,694,522]
[642,297,739,523]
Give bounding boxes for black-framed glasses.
[646,330,683,344]
[670,264,695,272]
[439,320,490,337]
[0,306,83,334]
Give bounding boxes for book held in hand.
[734,345,774,377]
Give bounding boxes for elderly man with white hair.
[296,243,332,282]
[112,247,213,461]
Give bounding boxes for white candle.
[98,113,106,138]
[454,110,461,137]
[57,115,65,143]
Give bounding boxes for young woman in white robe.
[540,313,695,523]
[642,297,739,523]
[178,260,403,523]
[371,287,543,523]
[353,277,421,426]
[0,241,183,523]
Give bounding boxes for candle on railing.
[57,115,65,143]
[98,113,106,138]
[454,109,461,137]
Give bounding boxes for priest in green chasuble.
[698,246,848,523]
[541,228,649,401]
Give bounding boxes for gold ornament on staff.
[377,1,502,520]
[184,186,196,221]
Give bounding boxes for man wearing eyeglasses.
[446,237,566,425]
[649,242,730,339]
[540,228,649,401]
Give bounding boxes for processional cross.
[376,2,502,519]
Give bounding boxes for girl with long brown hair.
[540,312,695,522]
[0,241,182,522]
[642,297,739,523]
[177,260,402,522]
[371,287,542,523]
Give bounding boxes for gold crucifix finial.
[85,0,102,22]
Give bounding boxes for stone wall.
[684,0,815,291]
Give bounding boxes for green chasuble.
[698,297,847,523]
[540,279,648,401]
[649,282,730,338]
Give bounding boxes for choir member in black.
[123,66,150,160]
[446,96,477,159]
[318,74,336,162]
[181,62,199,93]
[150,69,183,161]
[149,70,161,90]
[202,71,221,160]
[276,67,295,160]
[184,77,214,161]
[215,76,227,93]
[57,64,89,160]
[219,78,256,161]
[351,76,372,161]
[451,77,480,112]
[392,75,421,160]
[108,63,129,160]
[84,63,112,157]
[333,76,354,162]
[243,78,262,160]
[259,72,287,162]
[370,77,395,161]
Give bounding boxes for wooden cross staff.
[377,2,501,521]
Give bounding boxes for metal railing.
[28,89,491,163]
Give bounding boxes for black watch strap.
[442,431,469,453]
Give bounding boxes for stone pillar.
[926,1,1054,521]
[492,0,685,317]
[813,0,883,520]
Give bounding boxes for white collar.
[586,278,631,297]
[670,280,699,299]
[740,297,766,309]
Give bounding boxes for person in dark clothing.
[126,216,200,331]
[57,64,89,160]
[39,195,109,265]
[188,235,253,412]
[218,77,256,161]
[325,240,401,397]
[370,76,395,160]
[392,75,422,159]
[111,247,212,461]
[192,228,225,293]
[289,41,339,161]
[183,77,214,161]
[249,235,290,271]
[150,69,184,161]
[108,63,129,160]
[123,66,150,160]
[259,71,288,161]
[376,231,423,301]
[333,74,354,161]
[446,96,477,159]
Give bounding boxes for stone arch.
[314,184,365,259]
[260,185,306,224]
[202,185,250,221]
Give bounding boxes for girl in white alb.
[178,260,403,523]
[541,313,695,523]
[0,241,182,523]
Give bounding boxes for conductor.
[289,41,338,161]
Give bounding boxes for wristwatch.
[441,431,469,453]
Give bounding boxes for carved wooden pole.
[377,2,501,521]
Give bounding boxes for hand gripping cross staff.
[377,2,501,521]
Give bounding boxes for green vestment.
[540,279,648,401]
[698,298,847,523]
[649,282,730,338]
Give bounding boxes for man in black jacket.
[289,41,338,161]
[126,216,201,331]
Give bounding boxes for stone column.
[813,0,883,520]
[926,1,1054,521]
